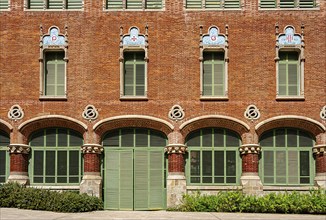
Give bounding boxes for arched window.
[29,128,83,185]
[259,128,314,185]
[186,128,241,185]
[0,131,10,183]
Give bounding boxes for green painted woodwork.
[205,0,222,8]
[280,0,295,8]
[299,0,315,8]
[106,0,123,9]
[66,0,83,9]
[48,0,63,9]
[186,128,241,185]
[29,0,44,9]
[186,0,202,8]
[0,0,8,10]
[106,0,162,9]
[0,131,10,183]
[186,0,240,8]
[124,52,145,96]
[203,52,225,96]
[259,128,314,185]
[146,0,162,9]
[103,128,167,210]
[278,51,299,96]
[126,0,142,9]
[224,0,240,8]
[29,128,83,185]
[45,51,65,96]
[260,0,276,8]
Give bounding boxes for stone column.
[313,144,326,189]
[80,144,103,198]
[165,144,188,208]
[7,144,30,185]
[239,144,263,195]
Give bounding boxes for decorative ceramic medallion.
[320,106,326,120]
[82,105,98,121]
[123,27,145,46]
[244,105,260,120]
[168,105,185,121]
[202,27,226,46]
[8,105,24,120]
[278,26,301,46]
[43,27,66,46]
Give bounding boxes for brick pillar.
[239,144,263,195]
[165,144,188,208]
[313,144,326,189]
[7,144,30,185]
[80,144,103,198]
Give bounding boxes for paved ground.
[0,208,325,220]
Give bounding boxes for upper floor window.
[275,25,305,100]
[26,0,83,10]
[120,26,148,100]
[0,0,9,10]
[259,0,318,9]
[186,0,242,9]
[39,26,68,100]
[200,26,229,100]
[105,0,163,10]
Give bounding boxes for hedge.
[0,182,103,212]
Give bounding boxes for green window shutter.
[260,0,276,8]
[124,52,145,96]
[203,52,225,96]
[126,0,142,9]
[149,150,164,209]
[203,63,213,95]
[135,64,145,96]
[214,63,224,96]
[186,0,202,9]
[33,151,44,183]
[106,0,123,9]
[278,63,287,96]
[45,63,56,96]
[263,151,274,183]
[48,0,63,9]
[106,151,120,209]
[0,151,7,183]
[278,52,299,96]
[299,0,315,8]
[275,151,286,184]
[288,63,298,96]
[119,150,134,210]
[205,0,222,8]
[288,151,298,184]
[66,0,82,9]
[224,0,240,8]
[45,52,65,96]
[299,151,310,183]
[0,0,8,10]
[214,151,224,183]
[134,150,149,210]
[29,0,44,9]
[124,63,134,96]
[280,0,295,8]
[146,0,162,9]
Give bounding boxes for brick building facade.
[0,0,325,210]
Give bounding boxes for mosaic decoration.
[320,106,326,120]
[123,27,145,46]
[202,27,226,46]
[43,27,66,46]
[8,105,24,120]
[82,105,99,121]
[168,105,185,121]
[278,26,301,46]
[164,145,188,154]
[8,144,30,154]
[81,144,103,154]
[244,105,260,120]
[239,144,261,155]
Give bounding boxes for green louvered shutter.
[0,0,8,10]
[126,0,142,9]
[278,63,287,96]
[260,0,276,8]
[263,151,274,184]
[120,150,134,210]
[288,151,298,184]
[224,0,240,8]
[214,63,224,96]
[124,63,134,96]
[299,0,314,8]
[288,63,298,96]
[106,0,123,9]
[45,52,65,96]
[203,63,213,95]
[135,64,145,96]
[106,151,119,209]
[205,0,222,8]
[275,151,286,184]
[48,0,63,9]
[149,150,164,209]
[146,0,162,9]
[134,150,149,210]
[66,0,82,9]
[186,0,202,9]
[280,0,295,8]
[124,52,145,96]
[29,0,44,9]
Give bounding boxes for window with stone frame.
[0,131,10,183]
[259,0,318,9]
[0,0,9,10]
[120,26,148,99]
[275,25,305,100]
[186,0,242,9]
[26,0,83,10]
[105,0,163,10]
[200,26,229,100]
[39,26,68,100]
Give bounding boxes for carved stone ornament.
[8,105,24,121]
[239,144,261,155]
[82,105,99,121]
[313,145,326,155]
[81,144,103,154]
[164,144,188,154]
[168,105,185,121]
[244,105,260,120]
[320,106,326,120]
[8,144,30,154]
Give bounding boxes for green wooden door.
[104,148,165,210]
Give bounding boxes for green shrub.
[170,190,326,214]
[0,182,103,212]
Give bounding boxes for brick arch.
[0,119,13,135]
[179,115,250,139]
[93,115,174,139]
[255,115,326,137]
[18,115,88,142]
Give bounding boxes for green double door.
[104,148,166,210]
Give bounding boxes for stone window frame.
[119,26,149,100]
[39,25,68,100]
[275,24,305,100]
[258,0,320,10]
[199,25,229,100]
[0,0,10,11]
[103,0,165,11]
[184,0,245,10]
[24,0,84,11]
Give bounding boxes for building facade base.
[80,172,102,198]
[7,172,30,185]
[314,172,326,189]
[166,172,187,208]
[240,172,263,195]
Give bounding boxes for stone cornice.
[164,144,188,154]
[8,144,30,154]
[239,144,261,155]
[313,145,326,155]
[81,144,103,154]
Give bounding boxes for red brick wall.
[10,154,28,173]
[316,154,326,173]
[83,153,101,173]
[168,154,185,173]
[241,153,259,173]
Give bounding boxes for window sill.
[185,8,242,11]
[276,96,305,101]
[103,8,164,12]
[200,96,229,101]
[24,9,84,11]
[28,185,80,190]
[258,8,320,11]
[39,96,67,101]
[187,185,242,190]
[263,186,316,191]
[120,96,148,101]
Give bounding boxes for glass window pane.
[57,129,68,147]
[214,151,224,176]
[300,151,310,177]
[187,131,200,147]
[260,131,273,147]
[214,129,224,147]
[57,151,67,175]
[34,151,44,176]
[121,129,134,147]
[299,131,313,147]
[103,130,120,147]
[150,130,166,147]
[226,151,236,176]
[202,151,212,176]
[287,129,297,147]
[0,151,6,176]
[202,129,212,147]
[275,129,285,147]
[30,131,44,146]
[190,151,200,176]
[135,129,148,147]
[69,130,83,146]
[57,177,67,183]
[46,151,55,176]
[46,129,56,147]
[69,151,80,176]
[225,130,239,147]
